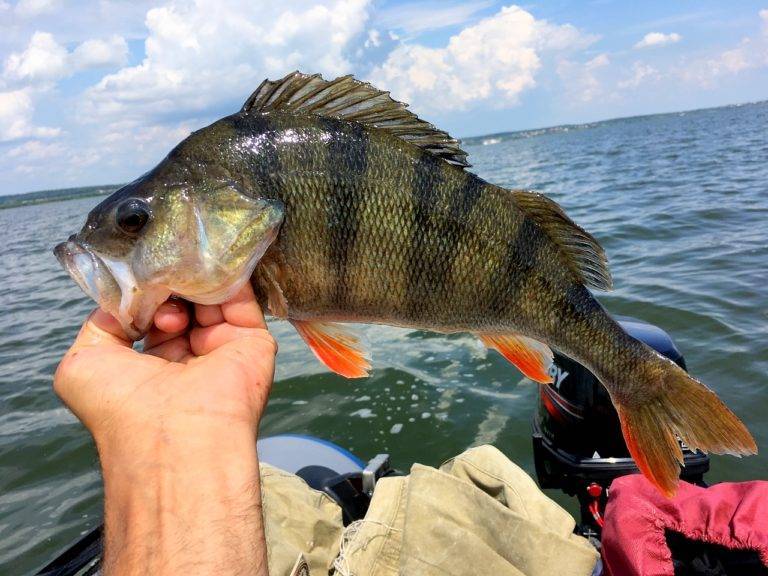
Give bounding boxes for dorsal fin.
[512,190,613,291]
[241,71,470,167]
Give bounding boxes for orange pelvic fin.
[291,320,371,379]
[478,333,554,383]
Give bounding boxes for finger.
[221,282,266,329]
[143,323,187,351]
[190,322,276,357]
[153,299,190,334]
[145,335,193,363]
[144,301,190,349]
[195,303,225,327]
[71,308,132,352]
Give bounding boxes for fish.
[54,71,756,496]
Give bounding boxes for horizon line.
[3,97,766,199]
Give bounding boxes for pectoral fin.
[478,333,554,384]
[292,320,371,378]
[254,258,289,318]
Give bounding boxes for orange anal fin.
[478,333,554,384]
[291,320,371,379]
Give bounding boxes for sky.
[1,0,767,195]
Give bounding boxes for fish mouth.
[54,239,170,341]
[54,239,120,307]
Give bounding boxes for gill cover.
[108,182,283,339]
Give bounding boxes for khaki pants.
[261,445,599,576]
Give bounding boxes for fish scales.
[159,112,699,372]
[235,112,564,335]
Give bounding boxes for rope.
[331,519,402,576]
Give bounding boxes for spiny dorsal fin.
[512,190,613,291]
[241,71,470,167]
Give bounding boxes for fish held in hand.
[54,71,756,496]
[54,183,283,339]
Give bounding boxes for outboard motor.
[532,316,710,537]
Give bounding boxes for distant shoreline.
[3,98,766,204]
[460,99,767,145]
[0,184,123,210]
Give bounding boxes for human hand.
[53,282,275,576]
[54,282,276,449]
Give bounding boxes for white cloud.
[14,0,60,18]
[375,0,494,35]
[618,62,659,89]
[635,32,681,49]
[71,36,129,69]
[3,31,130,85]
[556,53,610,103]
[57,121,195,175]
[589,54,610,67]
[100,121,193,161]
[0,89,59,141]
[83,0,372,121]
[7,139,65,159]
[4,32,69,83]
[0,0,11,11]
[369,5,595,111]
[677,10,768,87]
[365,29,380,48]
[682,45,752,87]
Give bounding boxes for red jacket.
[602,475,768,575]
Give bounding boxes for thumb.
[205,331,277,376]
[203,333,277,395]
[71,308,133,353]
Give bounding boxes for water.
[2,102,767,573]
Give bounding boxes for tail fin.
[613,356,756,497]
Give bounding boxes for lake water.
[1,102,767,574]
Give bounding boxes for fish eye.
[116,199,151,235]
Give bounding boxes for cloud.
[89,121,195,166]
[681,45,753,87]
[0,89,60,141]
[83,0,372,122]
[7,139,65,160]
[365,29,381,48]
[369,5,596,111]
[14,0,60,18]
[71,36,129,70]
[618,62,659,89]
[556,53,610,103]
[635,32,681,49]
[679,8,768,88]
[675,10,768,87]
[3,32,69,83]
[375,0,494,35]
[3,31,129,85]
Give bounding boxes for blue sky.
[1,0,767,195]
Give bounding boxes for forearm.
[97,422,268,576]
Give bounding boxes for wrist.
[94,411,258,459]
[98,423,266,575]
